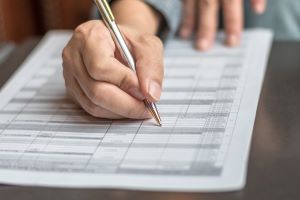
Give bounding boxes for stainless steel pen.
[94,0,162,126]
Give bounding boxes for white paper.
[0,30,272,191]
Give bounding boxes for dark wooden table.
[0,39,299,200]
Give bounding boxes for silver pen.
[94,0,162,126]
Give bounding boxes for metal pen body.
[107,21,162,125]
[94,0,162,126]
[108,22,136,71]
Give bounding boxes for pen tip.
[155,118,162,127]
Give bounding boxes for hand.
[62,20,164,119]
[179,0,267,50]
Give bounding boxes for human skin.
[62,0,163,119]
[62,0,267,119]
[179,0,267,50]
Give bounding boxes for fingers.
[180,0,197,39]
[62,20,152,119]
[75,21,145,101]
[63,70,123,119]
[251,0,267,14]
[64,47,151,119]
[222,0,243,47]
[82,44,145,100]
[197,0,219,51]
[130,34,164,102]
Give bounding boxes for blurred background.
[0,0,93,43]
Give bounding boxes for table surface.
[0,39,299,200]
[0,43,15,65]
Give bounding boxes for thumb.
[131,34,164,102]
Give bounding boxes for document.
[0,30,272,191]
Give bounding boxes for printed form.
[0,30,272,191]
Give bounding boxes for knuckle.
[74,21,110,43]
[74,24,88,39]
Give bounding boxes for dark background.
[0,0,93,43]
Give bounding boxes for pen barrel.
[94,0,115,22]
[94,1,162,125]
[108,22,137,72]
[94,0,135,71]
[108,22,162,125]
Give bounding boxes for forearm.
[111,0,161,35]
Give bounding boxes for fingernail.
[197,39,209,51]
[129,87,145,100]
[255,4,266,14]
[148,81,161,102]
[227,34,239,47]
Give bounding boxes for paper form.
[0,30,272,191]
